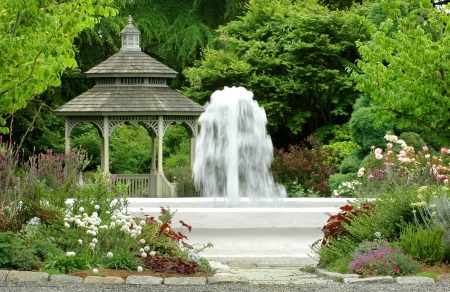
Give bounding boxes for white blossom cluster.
[333,180,362,197]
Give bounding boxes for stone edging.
[0,261,249,286]
[315,268,450,284]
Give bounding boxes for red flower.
[394,266,399,273]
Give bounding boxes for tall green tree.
[0,0,118,134]
[183,0,364,146]
[351,0,450,145]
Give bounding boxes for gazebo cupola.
[54,16,204,198]
[121,15,141,52]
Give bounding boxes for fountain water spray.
[193,86,286,207]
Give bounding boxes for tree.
[351,0,450,145]
[0,0,118,133]
[183,0,364,147]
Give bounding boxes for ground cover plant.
[0,138,210,274]
[314,133,450,277]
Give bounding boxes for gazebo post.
[190,137,196,169]
[149,133,157,197]
[156,115,164,197]
[102,116,110,173]
[64,118,70,154]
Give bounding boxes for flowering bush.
[348,242,420,277]
[356,134,450,196]
[332,180,361,197]
[273,135,340,196]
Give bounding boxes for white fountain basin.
[126,197,351,267]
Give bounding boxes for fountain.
[193,86,285,207]
[127,87,349,266]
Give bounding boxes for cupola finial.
[120,15,141,51]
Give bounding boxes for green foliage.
[351,0,450,145]
[314,235,356,273]
[0,0,118,133]
[329,173,358,194]
[101,249,141,270]
[109,125,152,174]
[0,231,41,271]
[183,0,363,146]
[345,185,418,243]
[349,107,393,149]
[339,149,365,174]
[283,180,320,198]
[400,225,444,265]
[323,141,360,162]
[44,250,90,274]
[398,132,426,153]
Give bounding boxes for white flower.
[374,232,381,239]
[141,252,147,257]
[137,266,143,272]
[375,153,383,160]
[92,238,98,244]
[66,251,76,257]
[107,252,113,258]
[140,239,145,244]
[110,222,116,228]
[140,220,146,226]
[79,207,84,212]
[89,243,96,249]
[111,215,117,221]
[94,205,100,210]
[93,268,99,274]
[139,248,145,253]
[144,246,150,251]
[64,222,70,228]
[78,239,83,245]
[357,167,365,178]
[149,251,156,257]
[105,211,110,214]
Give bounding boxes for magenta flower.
[394,266,399,273]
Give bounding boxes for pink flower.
[380,254,385,259]
[394,266,399,273]
[391,258,396,262]
[441,148,448,154]
[423,146,429,151]
[387,143,393,149]
[384,264,389,268]
[355,262,361,268]
[375,153,383,160]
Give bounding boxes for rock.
[6,271,49,283]
[437,273,450,283]
[207,273,249,284]
[0,270,9,281]
[84,276,125,284]
[209,261,231,273]
[164,277,206,285]
[395,276,435,284]
[343,276,394,284]
[50,274,83,284]
[126,275,163,285]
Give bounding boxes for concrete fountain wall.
[127,197,350,267]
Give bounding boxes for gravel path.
[2,282,450,292]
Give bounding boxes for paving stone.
[395,276,435,284]
[208,273,249,284]
[437,273,450,283]
[126,275,163,285]
[84,276,125,284]
[164,277,206,285]
[6,271,49,283]
[209,261,231,273]
[50,274,83,284]
[343,276,394,284]
[0,270,9,281]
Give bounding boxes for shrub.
[324,141,360,163]
[398,132,426,154]
[165,166,198,197]
[339,149,365,174]
[283,180,319,197]
[331,180,361,198]
[400,225,444,265]
[272,135,340,196]
[329,173,358,194]
[349,107,393,150]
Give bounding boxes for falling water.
[193,86,286,207]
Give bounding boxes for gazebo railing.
[115,174,150,197]
[114,174,176,198]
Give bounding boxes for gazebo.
[54,16,204,197]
